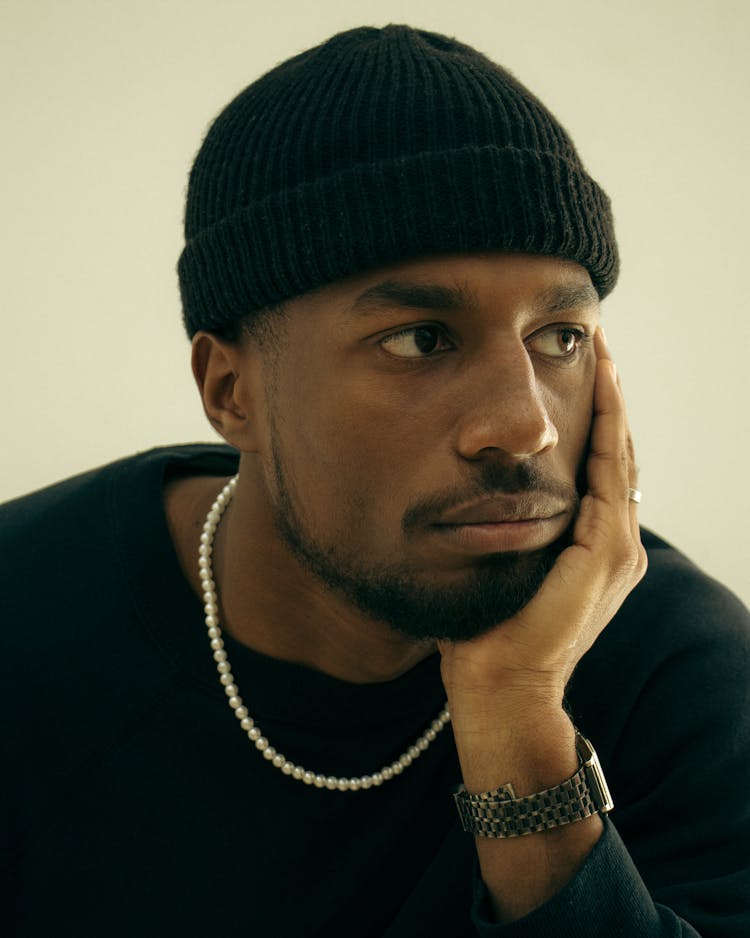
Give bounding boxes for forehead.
[286,252,598,325]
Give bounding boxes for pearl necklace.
[200,475,452,791]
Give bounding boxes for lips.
[425,494,574,556]
[434,494,570,527]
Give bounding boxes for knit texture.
[178,25,619,337]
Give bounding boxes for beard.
[268,441,581,643]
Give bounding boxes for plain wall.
[2,0,748,608]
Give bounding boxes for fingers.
[586,327,646,573]
[587,328,629,507]
[602,334,642,545]
[618,373,642,545]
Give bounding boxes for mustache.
[402,461,582,533]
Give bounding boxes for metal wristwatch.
[453,732,614,838]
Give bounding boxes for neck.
[164,465,435,684]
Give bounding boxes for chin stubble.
[268,441,575,642]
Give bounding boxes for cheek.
[554,394,593,446]
[544,365,596,462]
[274,372,442,546]
[288,365,437,468]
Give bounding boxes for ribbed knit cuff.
[178,144,617,336]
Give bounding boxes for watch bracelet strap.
[453,763,598,838]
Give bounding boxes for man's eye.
[528,327,588,359]
[380,326,451,359]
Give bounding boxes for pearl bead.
[200,472,451,793]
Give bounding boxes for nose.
[454,345,559,461]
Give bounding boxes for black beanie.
[178,25,619,338]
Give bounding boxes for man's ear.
[191,331,265,452]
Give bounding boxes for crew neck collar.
[111,444,446,731]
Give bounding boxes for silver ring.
[628,487,642,504]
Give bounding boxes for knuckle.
[636,544,649,580]
[611,539,645,580]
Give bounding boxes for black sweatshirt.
[1,445,748,937]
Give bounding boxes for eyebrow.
[534,282,600,314]
[347,278,600,318]
[349,280,472,315]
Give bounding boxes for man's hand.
[438,328,647,922]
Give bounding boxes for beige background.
[1,0,748,608]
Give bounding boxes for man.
[1,24,748,937]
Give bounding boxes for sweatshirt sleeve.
[471,820,701,936]
[469,537,750,937]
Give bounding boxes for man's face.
[252,253,600,641]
